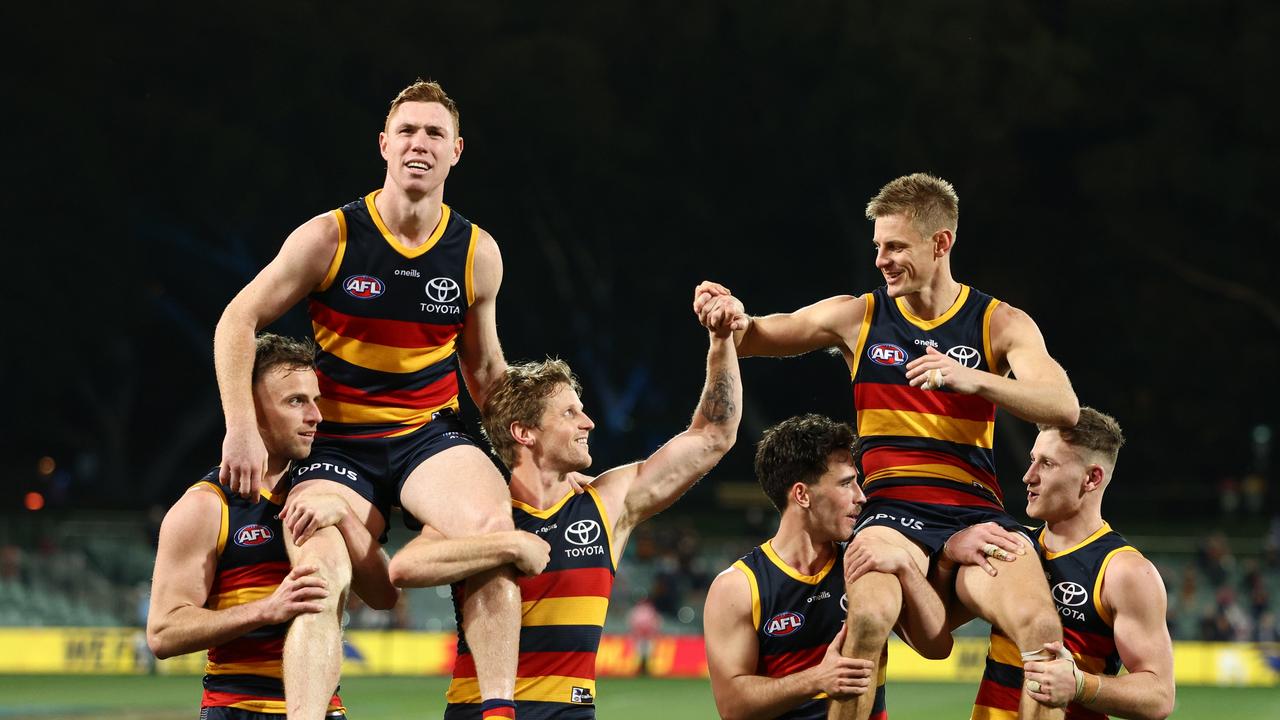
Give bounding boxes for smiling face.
[871,213,944,298]
[379,101,463,199]
[1023,429,1094,522]
[530,383,596,472]
[253,366,322,462]
[798,452,865,543]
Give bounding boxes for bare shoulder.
[158,486,223,546]
[989,301,1042,339]
[470,226,503,297]
[706,563,753,613]
[1104,551,1166,609]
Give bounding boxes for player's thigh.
[400,444,513,536]
[955,547,1054,626]
[291,477,385,541]
[854,525,930,575]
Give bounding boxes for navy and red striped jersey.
[850,285,1003,508]
[308,191,478,439]
[446,486,616,719]
[195,472,343,715]
[732,541,887,719]
[972,523,1137,720]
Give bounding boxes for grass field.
[0,675,1276,719]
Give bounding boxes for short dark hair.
[754,414,857,512]
[251,333,317,384]
[1038,406,1125,467]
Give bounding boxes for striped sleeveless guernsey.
[972,523,1137,720]
[446,486,616,719]
[851,284,1003,507]
[195,473,344,715]
[732,541,888,719]
[308,190,479,439]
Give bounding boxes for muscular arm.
[146,488,326,659]
[1088,554,1175,720]
[214,214,339,495]
[591,330,742,546]
[975,304,1078,426]
[692,282,865,359]
[457,228,507,409]
[388,526,549,588]
[706,568,870,720]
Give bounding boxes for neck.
[900,271,961,320]
[375,182,445,247]
[509,463,579,510]
[1042,505,1106,551]
[769,513,838,575]
[263,458,292,497]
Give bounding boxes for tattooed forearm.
[700,371,738,424]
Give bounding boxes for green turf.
[0,675,1276,719]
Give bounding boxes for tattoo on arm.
[700,371,737,424]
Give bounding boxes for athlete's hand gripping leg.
[828,527,922,720]
[955,550,1064,720]
[395,446,520,706]
[281,480,380,719]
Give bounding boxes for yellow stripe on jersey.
[761,540,834,585]
[989,631,1021,666]
[858,408,994,449]
[982,298,1000,371]
[1094,546,1139,627]
[316,396,459,427]
[584,486,618,571]
[848,292,876,380]
[447,675,596,705]
[863,462,987,487]
[895,285,971,331]
[209,585,278,610]
[317,209,348,293]
[188,482,230,556]
[312,321,458,374]
[366,190,453,259]
[972,706,1019,720]
[205,660,283,678]
[732,560,761,631]
[520,596,608,627]
[1040,522,1114,560]
[464,224,478,306]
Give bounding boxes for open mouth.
[406,160,431,173]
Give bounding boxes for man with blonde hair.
[214,79,522,718]
[695,173,1078,720]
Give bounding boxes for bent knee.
[293,527,353,586]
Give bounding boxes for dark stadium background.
[7,1,1276,530]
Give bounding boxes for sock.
[481,698,516,719]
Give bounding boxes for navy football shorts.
[852,497,1033,557]
[291,408,481,540]
[200,709,346,720]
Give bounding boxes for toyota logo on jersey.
[565,520,602,546]
[1052,581,1089,607]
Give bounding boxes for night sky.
[9,1,1277,521]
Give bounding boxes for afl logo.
[564,520,601,546]
[840,594,848,613]
[946,345,981,368]
[1052,581,1089,607]
[764,611,805,637]
[867,343,907,366]
[425,277,461,303]
[343,275,384,299]
[233,524,275,547]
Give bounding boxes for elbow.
[1148,686,1175,720]
[146,628,174,660]
[1058,394,1081,427]
[387,556,418,589]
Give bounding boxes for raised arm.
[691,281,865,359]
[387,526,550,589]
[146,488,327,659]
[1025,553,1175,720]
[591,327,742,545]
[214,214,339,497]
[705,568,871,720]
[905,303,1078,426]
[279,492,400,610]
[457,228,507,410]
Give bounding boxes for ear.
[1083,465,1106,493]
[932,229,954,258]
[791,482,811,509]
[379,130,389,161]
[452,135,464,166]
[511,421,536,448]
